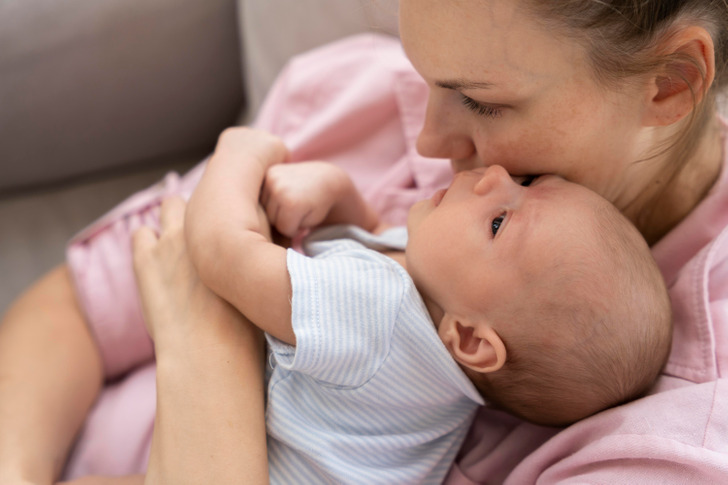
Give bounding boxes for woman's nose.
[473,165,517,195]
[416,91,476,161]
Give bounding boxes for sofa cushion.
[238,0,399,121]
[0,0,243,192]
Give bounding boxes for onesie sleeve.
[269,242,406,387]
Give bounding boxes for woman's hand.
[261,161,353,237]
[132,196,238,348]
[131,196,269,484]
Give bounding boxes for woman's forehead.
[399,0,583,86]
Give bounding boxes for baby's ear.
[438,314,506,373]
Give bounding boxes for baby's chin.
[406,201,424,233]
[407,196,436,226]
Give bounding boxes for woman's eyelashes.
[491,213,505,236]
[459,94,503,118]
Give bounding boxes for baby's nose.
[474,165,514,195]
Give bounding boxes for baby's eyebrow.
[435,79,495,90]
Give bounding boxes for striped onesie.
[265,226,484,484]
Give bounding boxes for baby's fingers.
[264,195,281,231]
[260,182,271,209]
[274,209,309,238]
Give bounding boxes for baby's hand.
[261,161,351,237]
[214,126,289,171]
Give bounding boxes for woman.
[1,0,726,483]
[401,1,728,482]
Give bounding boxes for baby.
[185,128,672,484]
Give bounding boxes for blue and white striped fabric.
[265,226,484,484]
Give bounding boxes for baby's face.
[406,165,602,322]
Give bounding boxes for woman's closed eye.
[460,94,503,119]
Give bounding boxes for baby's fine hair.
[472,198,673,427]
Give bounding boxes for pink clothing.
[64,34,728,482]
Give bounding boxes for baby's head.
[406,165,672,426]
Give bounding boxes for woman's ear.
[643,26,715,127]
[438,314,506,373]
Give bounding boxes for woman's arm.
[132,196,268,485]
[0,265,103,485]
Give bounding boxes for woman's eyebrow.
[435,79,496,90]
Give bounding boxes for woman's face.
[399,0,656,211]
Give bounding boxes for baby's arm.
[262,161,380,238]
[185,127,295,345]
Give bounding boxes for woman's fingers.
[133,196,187,291]
[132,197,194,343]
[133,196,186,262]
[132,226,158,258]
[159,196,187,233]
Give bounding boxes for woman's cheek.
[451,158,483,173]
[474,138,537,172]
[489,128,563,174]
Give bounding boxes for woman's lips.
[431,188,447,206]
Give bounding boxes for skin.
[399,0,723,244]
[133,197,269,485]
[405,165,609,371]
[257,142,620,379]
[0,0,721,482]
[406,166,597,324]
[0,266,103,485]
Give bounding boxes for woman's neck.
[627,117,724,245]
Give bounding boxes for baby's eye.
[521,175,538,187]
[491,214,505,236]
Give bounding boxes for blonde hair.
[524,0,727,231]
[472,198,673,427]
[525,1,726,111]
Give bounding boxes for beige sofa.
[0,0,398,315]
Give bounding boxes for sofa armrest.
[0,0,243,193]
